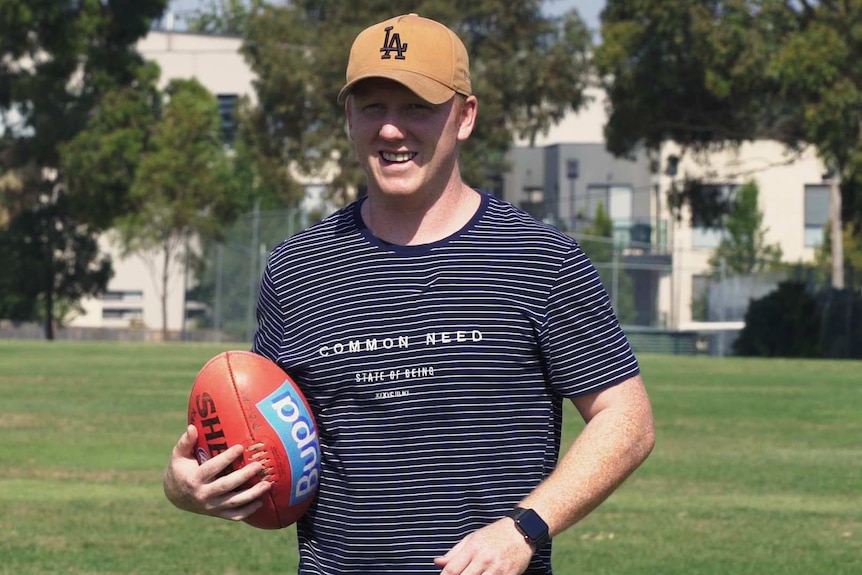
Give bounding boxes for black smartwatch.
[506,506,550,549]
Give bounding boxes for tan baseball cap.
[338,13,472,105]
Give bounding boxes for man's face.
[346,78,476,199]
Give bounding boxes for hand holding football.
[187,350,320,529]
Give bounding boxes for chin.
[370,178,422,198]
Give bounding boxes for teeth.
[381,152,415,162]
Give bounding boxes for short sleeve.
[540,244,640,397]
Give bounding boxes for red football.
[187,350,320,529]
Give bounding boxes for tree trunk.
[44,249,55,340]
[44,282,55,341]
[161,244,170,341]
[829,173,844,289]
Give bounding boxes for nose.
[378,114,406,141]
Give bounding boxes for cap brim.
[337,69,456,105]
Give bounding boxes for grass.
[0,340,859,574]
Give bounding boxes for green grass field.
[0,340,859,574]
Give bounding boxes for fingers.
[199,455,273,522]
[434,519,533,575]
[204,453,267,497]
[165,427,271,520]
[197,444,246,482]
[207,477,271,521]
[433,537,466,567]
[434,537,476,575]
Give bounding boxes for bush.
[734,281,820,357]
[816,288,862,359]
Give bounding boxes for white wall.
[659,142,825,327]
[514,87,608,147]
[138,31,256,97]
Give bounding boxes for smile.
[380,151,417,163]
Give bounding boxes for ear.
[456,95,478,142]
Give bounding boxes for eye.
[406,103,434,117]
[361,103,386,117]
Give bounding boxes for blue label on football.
[257,380,320,506]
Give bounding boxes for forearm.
[520,376,655,537]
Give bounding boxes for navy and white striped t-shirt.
[253,191,639,575]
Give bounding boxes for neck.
[361,183,480,246]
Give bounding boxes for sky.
[165,0,606,31]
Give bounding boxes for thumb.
[173,424,198,459]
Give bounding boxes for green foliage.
[61,63,162,230]
[814,221,862,283]
[707,181,783,275]
[594,0,782,155]
[0,0,169,216]
[734,281,819,357]
[595,0,862,231]
[735,279,862,359]
[120,78,238,247]
[233,1,592,204]
[0,0,168,334]
[187,0,267,35]
[816,288,862,359]
[113,78,241,337]
[0,194,112,339]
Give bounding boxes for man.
[164,13,655,575]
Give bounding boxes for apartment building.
[505,92,828,331]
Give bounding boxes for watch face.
[518,509,548,541]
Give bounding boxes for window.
[102,308,143,320]
[691,274,710,321]
[691,184,738,249]
[217,94,239,144]
[692,227,724,249]
[584,184,633,222]
[804,184,830,248]
[519,185,544,221]
[583,184,634,245]
[101,290,143,302]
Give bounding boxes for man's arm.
[435,374,655,574]
[519,373,655,535]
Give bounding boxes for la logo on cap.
[380,26,407,60]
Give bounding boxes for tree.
[707,181,783,275]
[0,0,168,336]
[734,281,820,357]
[187,0,267,36]
[595,0,862,288]
[0,193,112,339]
[232,1,593,206]
[61,63,162,230]
[0,0,168,222]
[113,78,241,339]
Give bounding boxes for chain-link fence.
[183,210,859,358]
[687,260,860,358]
[188,206,308,343]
